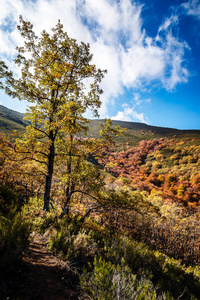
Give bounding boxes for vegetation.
[0,185,31,298]
[0,17,200,299]
[42,211,200,299]
[0,16,121,213]
[0,105,27,135]
[0,184,31,266]
[101,138,200,208]
[1,105,200,146]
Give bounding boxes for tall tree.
[0,16,106,211]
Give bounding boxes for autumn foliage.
[100,137,200,209]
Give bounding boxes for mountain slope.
[0,105,27,135]
[1,105,200,146]
[89,119,200,147]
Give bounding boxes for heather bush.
[23,197,60,233]
[0,213,31,269]
[104,234,200,299]
[46,209,200,299]
[48,219,99,266]
[145,194,200,265]
[80,256,173,300]
[0,185,19,216]
[0,185,31,270]
[33,212,57,233]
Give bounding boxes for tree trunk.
[62,186,72,214]
[62,182,75,215]
[43,133,55,211]
[62,133,74,215]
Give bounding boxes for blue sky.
[0,0,200,129]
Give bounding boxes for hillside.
[1,105,200,146]
[1,105,200,299]
[0,105,28,135]
[90,119,200,147]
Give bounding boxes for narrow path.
[11,234,79,300]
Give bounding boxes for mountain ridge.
[0,105,27,134]
[1,105,200,145]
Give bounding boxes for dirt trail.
[11,234,79,300]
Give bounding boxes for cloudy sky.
[0,0,200,129]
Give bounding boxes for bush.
[0,185,31,270]
[104,235,200,299]
[48,221,99,266]
[80,256,173,300]
[0,213,31,269]
[0,185,19,216]
[48,213,200,299]
[33,212,57,233]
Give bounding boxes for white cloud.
[161,34,190,90]
[133,93,151,106]
[78,0,144,46]
[110,94,150,123]
[0,0,190,118]
[181,0,200,20]
[158,15,179,33]
[111,103,148,123]
[121,43,165,87]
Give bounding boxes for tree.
[0,16,108,211]
[0,132,45,201]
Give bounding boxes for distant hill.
[1,105,200,146]
[89,119,200,147]
[0,105,28,135]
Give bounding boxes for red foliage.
[99,138,200,209]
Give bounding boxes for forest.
[0,17,200,299]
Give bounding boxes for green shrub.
[104,235,200,299]
[0,185,18,216]
[47,211,200,299]
[0,213,31,270]
[23,197,59,234]
[33,212,57,233]
[48,224,98,265]
[0,185,31,270]
[80,256,173,300]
